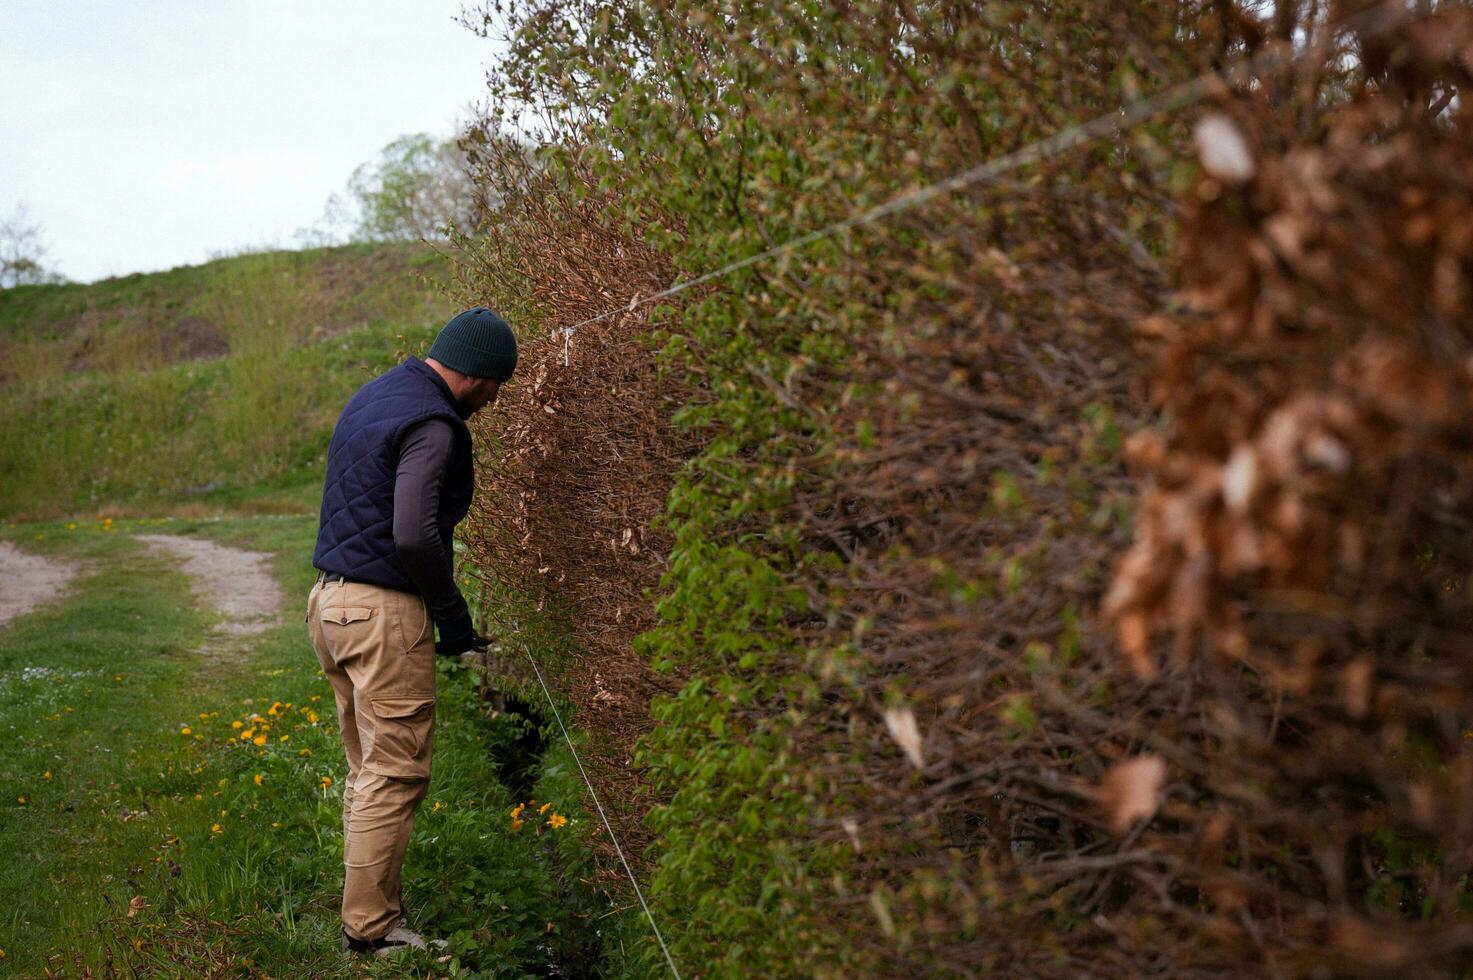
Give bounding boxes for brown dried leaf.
[1116,611,1158,680]
[1341,656,1374,720]
[1194,115,1256,184]
[882,707,925,770]
[1098,754,1167,834]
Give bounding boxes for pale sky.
[2,1,495,283]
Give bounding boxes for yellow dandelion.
[510,817,524,832]
[297,748,313,757]
[271,821,280,828]
[180,727,192,736]
[253,774,264,786]
[217,778,228,787]
[239,728,255,741]
[548,813,568,829]
[210,823,222,834]
[220,809,228,817]
[231,720,243,730]
[67,522,77,530]
[113,675,123,682]
[431,800,446,813]
[253,734,267,747]
[310,695,321,702]
[16,797,25,805]
[43,771,52,780]
[320,775,333,788]
[279,735,289,742]
[198,713,209,721]
[538,802,552,816]
[306,711,319,725]
[194,794,203,801]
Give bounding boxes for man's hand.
[435,611,492,658]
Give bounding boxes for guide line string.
[521,648,684,980]
[558,2,1417,367]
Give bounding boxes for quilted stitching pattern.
[313,357,474,593]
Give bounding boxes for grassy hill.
[0,247,650,973]
[0,243,450,519]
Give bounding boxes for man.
[306,307,514,956]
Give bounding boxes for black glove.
[435,611,491,657]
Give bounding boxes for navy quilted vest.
[312,357,474,594]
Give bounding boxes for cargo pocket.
[366,696,435,779]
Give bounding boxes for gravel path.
[0,542,79,629]
[135,534,281,636]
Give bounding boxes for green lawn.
[0,515,630,978]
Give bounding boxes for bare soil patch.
[0,542,79,628]
[135,534,281,636]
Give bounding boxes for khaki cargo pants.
[306,575,436,942]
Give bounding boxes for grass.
[0,244,450,519]
[0,243,443,346]
[1,245,661,976]
[0,515,636,977]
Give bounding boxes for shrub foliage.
[451,1,1473,975]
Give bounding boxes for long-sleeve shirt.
[391,419,468,624]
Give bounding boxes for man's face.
[462,377,502,416]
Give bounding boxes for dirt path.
[0,541,79,629]
[135,534,281,636]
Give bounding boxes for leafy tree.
[0,207,65,288]
[300,133,478,246]
[348,133,478,241]
[297,129,541,248]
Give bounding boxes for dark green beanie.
[427,308,518,380]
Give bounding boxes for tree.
[296,128,541,248]
[347,133,478,241]
[0,207,64,288]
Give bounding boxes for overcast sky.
[2,1,494,283]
